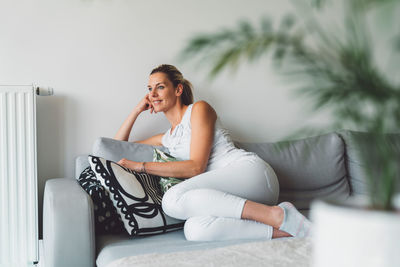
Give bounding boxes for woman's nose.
[149,88,157,97]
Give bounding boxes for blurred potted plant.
[179,0,400,265]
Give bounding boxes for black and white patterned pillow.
[88,155,184,236]
[78,166,126,234]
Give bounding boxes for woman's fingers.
[135,94,156,114]
[136,95,151,113]
[117,158,141,172]
[118,158,131,168]
[147,99,155,114]
[145,95,155,113]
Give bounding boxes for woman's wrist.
[139,162,147,173]
[132,107,142,116]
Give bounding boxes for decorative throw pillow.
[153,148,186,193]
[88,155,184,236]
[78,166,126,234]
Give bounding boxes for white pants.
[162,156,279,241]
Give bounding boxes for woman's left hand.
[117,158,142,172]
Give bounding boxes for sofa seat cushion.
[236,133,350,210]
[96,230,269,267]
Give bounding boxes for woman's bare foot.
[272,228,292,238]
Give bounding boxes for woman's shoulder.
[190,100,217,123]
[192,100,215,113]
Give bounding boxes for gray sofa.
[42,130,400,267]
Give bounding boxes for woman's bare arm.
[119,160,207,178]
[135,133,163,146]
[114,108,141,141]
[187,100,216,174]
[114,94,163,146]
[118,101,217,178]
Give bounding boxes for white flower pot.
[311,196,400,267]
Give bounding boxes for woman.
[114,64,311,241]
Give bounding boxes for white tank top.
[161,104,257,171]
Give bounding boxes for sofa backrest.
[236,133,351,210]
[76,134,352,211]
[337,130,400,196]
[76,132,400,211]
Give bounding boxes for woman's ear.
[175,84,183,96]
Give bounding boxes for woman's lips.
[153,100,162,105]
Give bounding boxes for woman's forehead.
[148,72,169,86]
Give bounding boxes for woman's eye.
[148,88,152,92]
[158,86,164,89]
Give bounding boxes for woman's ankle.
[271,205,284,229]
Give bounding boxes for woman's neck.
[164,103,188,130]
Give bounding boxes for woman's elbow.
[190,163,206,177]
[113,134,127,141]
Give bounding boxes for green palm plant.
[180,0,400,210]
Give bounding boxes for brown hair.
[150,64,194,105]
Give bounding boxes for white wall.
[0,0,332,238]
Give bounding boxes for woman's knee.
[263,162,279,198]
[184,216,218,241]
[161,187,180,217]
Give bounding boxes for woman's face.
[147,72,180,113]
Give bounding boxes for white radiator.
[0,85,51,267]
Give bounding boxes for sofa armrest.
[43,178,95,267]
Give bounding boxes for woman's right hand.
[135,94,155,114]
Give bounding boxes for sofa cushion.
[77,138,165,179]
[89,155,184,236]
[95,230,266,267]
[236,133,350,210]
[92,137,166,163]
[75,154,90,179]
[337,130,400,196]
